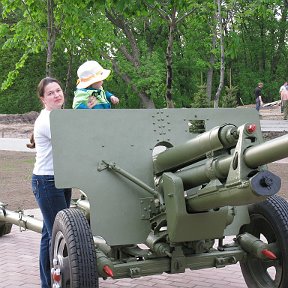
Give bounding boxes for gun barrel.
[0,203,43,233]
[186,170,281,212]
[153,124,238,174]
[244,134,288,168]
[177,134,288,190]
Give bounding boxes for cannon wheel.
[239,195,288,288]
[0,221,12,236]
[51,208,99,288]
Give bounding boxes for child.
[73,60,119,109]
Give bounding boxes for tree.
[214,0,225,108]
[224,0,288,103]
[0,1,111,90]
[105,0,201,108]
[144,1,197,108]
[105,8,156,108]
[1,0,288,113]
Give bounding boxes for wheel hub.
[51,257,62,288]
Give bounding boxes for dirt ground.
[0,106,287,210]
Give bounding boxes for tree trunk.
[206,33,216,106]
[271,5,287,78]
[165,10,176,108]
[214,0,225,108]
[63,51,73,108]
[46,0,56,77]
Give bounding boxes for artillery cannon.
[1,108,288,288]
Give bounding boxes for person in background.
[72,60,119,109]
[30,77,72,288]
[279,81,287,113]
[254,82,264,112]
[281,84,288,120]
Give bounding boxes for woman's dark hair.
[26,133,35,149]
[37,77,62,98]
[27,77,63,149]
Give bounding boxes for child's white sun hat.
[77,60,111,89]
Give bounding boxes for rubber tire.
[0,221,12,236]
[51,208,99,288]
[239,195,288,288]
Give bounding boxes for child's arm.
[75,103,89,109]
[105,91,119,105]
[110,95,119,104]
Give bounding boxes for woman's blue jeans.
[32,174,71,288]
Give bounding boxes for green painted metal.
[2,108,288,284]
[153,124,238,174]
[162,172,232,242]
[50,108,266,246]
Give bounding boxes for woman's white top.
[33,109,54,175]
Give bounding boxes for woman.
[31,77,71,288]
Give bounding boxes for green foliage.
[221,86,238,108]
[191,84,209,108]
[0,49,44,113]
[1,53,29,90]
[1,0,288,113]
[137,52,166,107]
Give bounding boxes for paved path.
[0,138,33,153]
[260,119,288,132]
